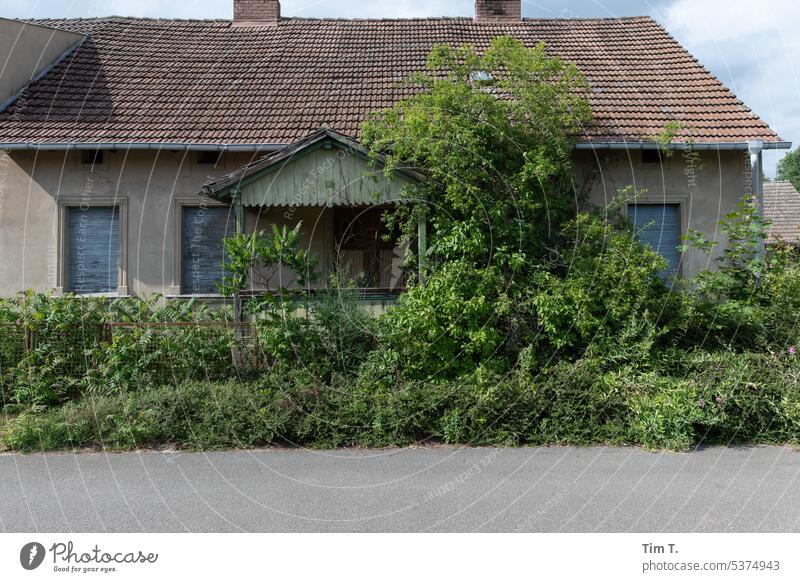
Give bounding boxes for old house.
[0,0,790,301]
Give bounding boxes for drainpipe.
[749,140,764,215]
[232,189,245,337]
[749,140,766,262]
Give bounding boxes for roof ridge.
[22,16,232,23]
[23,14,656,24]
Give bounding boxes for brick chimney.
[234,0,280,26]
[475,0,522,22]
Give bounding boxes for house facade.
[0,0,790,299]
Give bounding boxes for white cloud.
[664,0,800,175]
[665,0,800,43]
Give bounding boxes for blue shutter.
[628,204,681,274]
[182,207,234,294]
[68,206,120,294]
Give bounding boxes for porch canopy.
[199,128,429,285]
[201,128,424,208]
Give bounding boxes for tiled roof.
[764,181,800,244]
[0,16,783,146]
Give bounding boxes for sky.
[0,0,797,176]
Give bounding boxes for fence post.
[233,292,243,340]
[23,325,30,357]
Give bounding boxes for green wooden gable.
[203,129,423,208]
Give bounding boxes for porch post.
[232,189,245,235]
[417,209,427,284]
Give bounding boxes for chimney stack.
[234,0,280,26]
[475,0,522,22]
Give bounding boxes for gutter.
[575,141,792,151]
[0,142,287,152]
[0,140,791,153]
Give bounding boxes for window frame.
[56,197,128,296]
[624,195,688,277]
[191,151,226,171]
[640,148,672,170]
[170,198,235,297]
[75,149,109,170]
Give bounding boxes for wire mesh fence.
[108,322,258,384]
[1,321,261,404]
[0,323,26,380]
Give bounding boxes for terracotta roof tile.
[764,181,800,244]
[0,16,783,145]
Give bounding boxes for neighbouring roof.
[0,16,785,147]
[764,181,800,244]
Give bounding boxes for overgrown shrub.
[5,348,799,453]
[4,30,800,454]
[0,293,237,408]
[530,206,684,355]
[378,262,509,380]
[681,197,800,349]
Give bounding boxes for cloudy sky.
[1,0,797,176]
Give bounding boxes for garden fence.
[1,321,261,396]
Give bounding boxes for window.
[67,206,120,294]
[470,70,493,83]
[79,150,104,166]
[196,151,223,167]
[641,149,662,165]
[181,207,234,294]
[628,204,682,274]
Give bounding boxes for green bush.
[379,262,509,379]
[5,347,800,453]
[87,325,237,394]
[530,203,684,355]
[0,293,237,408]
[6,194,800,452]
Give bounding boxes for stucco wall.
[0,148,750,298]
[0,150,258,298]
[575,148,749,277]
[0,19,84,106]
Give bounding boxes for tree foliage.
[362,36,593,277]
[777,148,800,190]
[220,223,318,295]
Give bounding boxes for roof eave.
[575,141,793,151]
[0,142,287,152]
[2,140,790,153]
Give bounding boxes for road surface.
[1,446,799,532]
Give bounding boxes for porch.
[199,128,426,301]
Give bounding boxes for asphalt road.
[1,446,800,532]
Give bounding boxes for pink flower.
[698,398,706,409]
[715,396,724,405]
[790,347,797,356]
[15,319,21,326]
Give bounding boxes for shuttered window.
[181,207,233,294]
[628,204,682,274]
[67,206,120,294]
